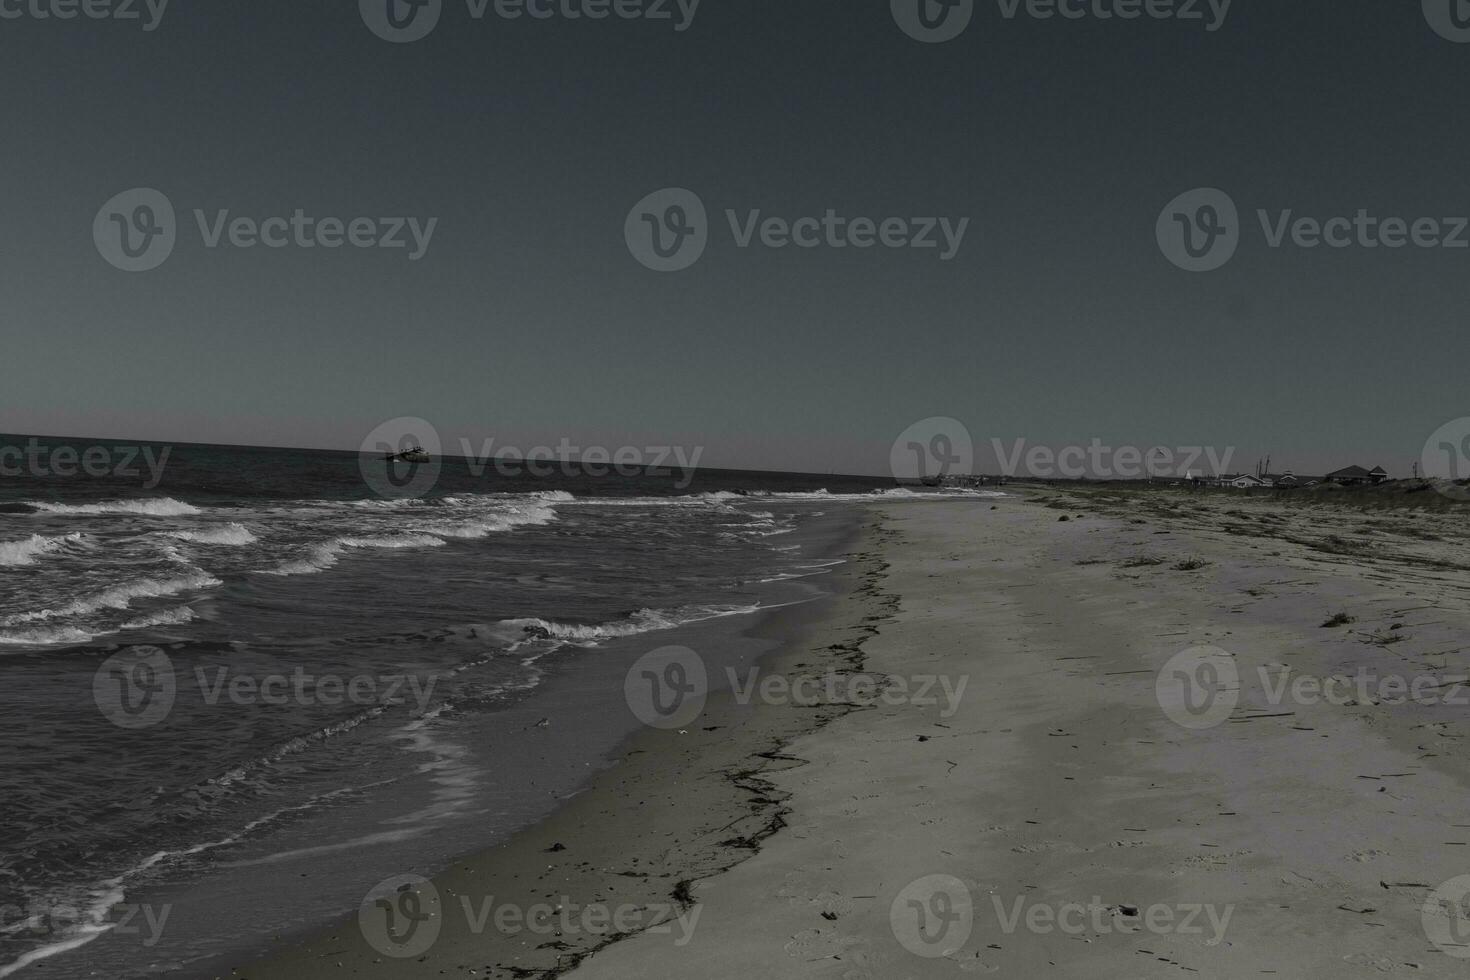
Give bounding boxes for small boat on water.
[383,448,432,463]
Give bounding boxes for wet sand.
[229,491,1470,979]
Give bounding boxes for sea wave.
[166,523,257,546]
[2,571,222,626]
[0,625,99,647]
[0,779,384,979]
[338,533,448,550]
[499,602,764,645]
[262,504,557,575]
[26,497,202,517]
[564,487,1004,507]
[260,534,444,577]
[262,542,344,577]
[523,490,575,502]
[423,502,558,539]
[0,532,83,567]
[121,606,198,630]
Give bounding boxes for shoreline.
[201,506,896,979]
[192,487,1470,978]
[572,491,1470,979]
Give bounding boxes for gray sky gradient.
[1,0,1464,477]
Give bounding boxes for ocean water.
[0,436,995,978]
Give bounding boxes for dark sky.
[2,0,1465,476]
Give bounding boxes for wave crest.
[167,523,257,546]
[0,533,83,567]
[27,497,202,517]
[500,603,762,645]
[2,571,222,626]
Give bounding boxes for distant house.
[1261,471,1320,488]
[1221,474,1266,489]
[1324,465,1390,486]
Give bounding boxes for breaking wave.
[166,523,257,546]
[25,497,202,517]
[499,602,765,645]
[0,533,83,567]
[2,571,222,626]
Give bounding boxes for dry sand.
[230,490,1470,979]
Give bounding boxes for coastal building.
[1260,471,1321,488]
[1323,465,1390,486]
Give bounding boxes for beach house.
[1323,465,1390,486]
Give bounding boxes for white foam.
[501,602,763,645]
[339,533,447,550]
[2,571,222,626]
[424,503,558,539]
[345,497,426,510]
[27,497,201,516]
[0,925,113,979]
[122,606,197,630]
[261,533,445,577]
[261,542,343,577]
[166,523,257,546]
[0,532,82,566]
[0,625,99,647]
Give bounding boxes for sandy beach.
[226,489,1470,979]
[13,4,1466,978]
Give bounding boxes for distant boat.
[383,448,431,463]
